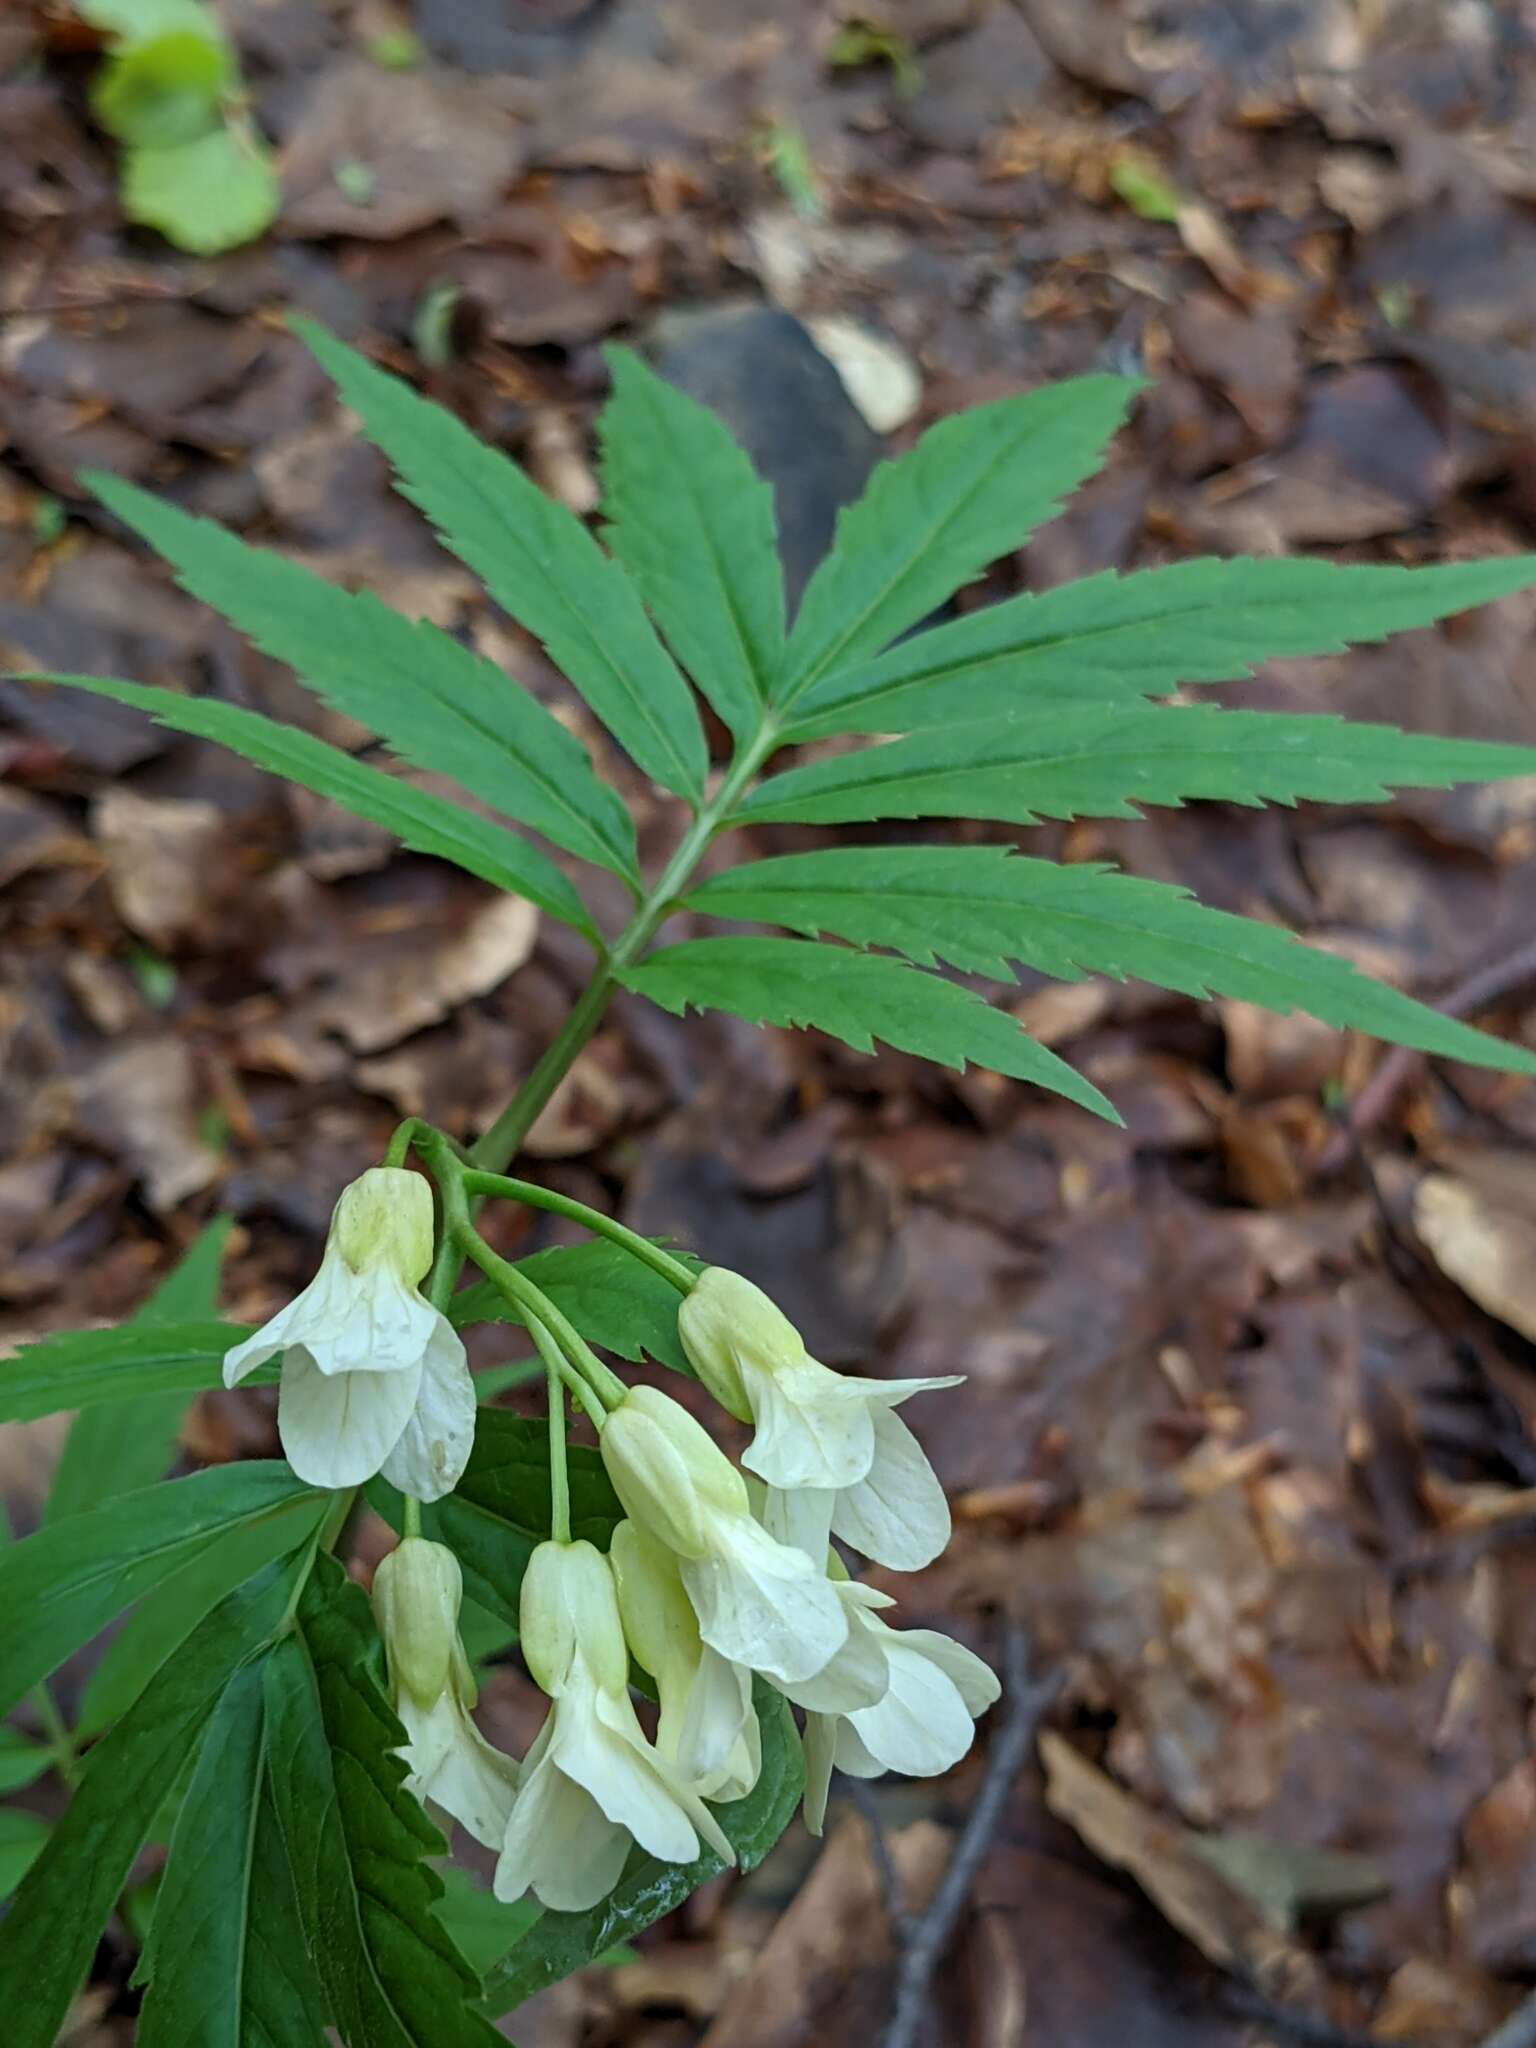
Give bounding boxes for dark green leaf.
[432,1867,542,1979]
[481,1684,802,2014]
[0,1462,323,1715]
[137,1659,329,2048]
[47,1217,233,1524]
[0,1728,49,1795]
[681,845,1536,1074]
[89,473,639,882]
[0,1317,256,1426]
[773,375,1140,707]
[0,1812,50,1903]
[599,345,784,739]
[296,321,708,804]
[450,1237,702,1373]
[787,554,1536,738]
[23,675,593,932]
[263,1557,502,2048]
[372,1412,622,1626]
[619,936,1119,1120]
[0,1556,310,2048]
[740,706,1536,829]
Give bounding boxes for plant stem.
[460,1172,697,1293]
[455,1222,616,1427]
[31,1682,77,1788]
[402,1497,422,1540]
[537,1346,572,1544]
[469,724,780,1178]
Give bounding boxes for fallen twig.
[881,1622,1061,2048]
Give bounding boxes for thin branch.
[882,1622,1060,2048]
[1224,1988,1431,2048]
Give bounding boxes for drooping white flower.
[800,1607,1000,1836]
[223,1167,474,1499]
[679,1267,960,1570]
[599,1383,850,1686]
[372,1537,520,1848]
[610,1518,760,1801]
[495,1539,736,1914]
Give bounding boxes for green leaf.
[481,1683,802,2014]
[47,1217,233,1524]
[0,1556,311,2048]
[683,846,1536,1076]
[295,320,709,804]
[91,27,230,146]
[122,122,280,257]
[0,1462,323,1716]
[0,1728,50,1795]
[0,1812,50,1903]
[88,473,639,883]
[137,1659,330,2048]
[598,346,785,739]
[0,1317,254,1425]
[24,675,593,931]
[372,1412,623,1627]
[77,1501,332,1738]
[78,0,216,37]
[788,554,1536,738]
[619,936,1119,1120]
[263,1557,502,2048]
[740,706,1536,829]
[773,375,1140,708]
[451,1237,701,1373]
[432,1867,542,1979]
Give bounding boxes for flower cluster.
[230,1174,997,1907]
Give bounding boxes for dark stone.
[647,304,885,614]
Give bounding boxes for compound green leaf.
[740,706,1536,828]
[46,1217,233,1525]
[788,553,1536,737]
[0,1462,323,1716]
[599,345,785,739]
[683,846,1536,1076]
[25,675,593,932]
[619,936,1119,1120]
[137,1659,329,2048]
[263,1557,502,2048]
[0,1556,311,2048]
[773,374,1140,707]
[481,1684,802,2014]
[89,473,639,882]
[0,1317,255,1426]
[296,321,708,804]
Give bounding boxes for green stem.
[31,1682,77,1789]
[460,1172,697,1294]
[453,1223,622,1421]
[402,1497,422,1540]
[537,1346,572,1544]
[468,723,780,1178]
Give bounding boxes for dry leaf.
[1415,1171,1536,1342]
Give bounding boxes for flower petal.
[495,1743,630,1912]
[682,1515,848,1685]
[396,1689,519,1850]
[222,1297,300,1387]
[740,1357,876,1491]
[760,1485,834,1566]
[562,1683,700,1865]
[277,1351,422,1488]
[838,1373,966,1411]
[831,1406,950,1570]
[379,1318,475,1502]
[801,1712,836,1836]
[775,1588,890,1714]
[672,1644,755,1791]
[895,1629,1000,1719]
[843,1634,980,1777]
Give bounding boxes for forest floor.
[7,2,1536,2043]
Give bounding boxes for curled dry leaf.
[1414,1168,1536,1344]
[91,787,227,951]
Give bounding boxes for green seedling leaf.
[121,123,280,256]
[91,28,231,147]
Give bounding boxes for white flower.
[679,1267,960,1570]
[373,1538,520,1849]
[801,1610,1000,1836]
[223,1167,474,1499]
[600,1384,850,1686]
[496,1539,736,1914]
[610,1518,760,1802]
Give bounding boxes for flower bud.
[610,1518,699,1690]
[372,1537,462,1710]
[678,1268,804,1421]
[520,1538,629,1698]
[600,1384,748,1559]
[329,1166,434,1283]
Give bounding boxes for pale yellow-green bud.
[520,1538,629,1698]
[329,1167,434,1284]
[599,1384,748,1560]
[678,1268,804,1421]
[609,1518,700,1691]
[372,1536,462,1710]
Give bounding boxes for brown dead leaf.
[91,788,228,951]
[73,1040,221,1213]
[1039,1731,1320,1999]
[1415,1169,1536,1342]
[1373,1957,1508,2044]
[318,894,539,1055]
[1453,1757,1536,1972]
